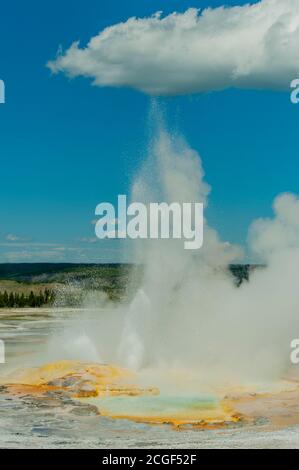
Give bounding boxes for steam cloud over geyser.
[114,112,299,387]
[48,0,299,95]
[51,106,299,392]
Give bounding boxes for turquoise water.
[0,308,298,449]
[88,394,218,417]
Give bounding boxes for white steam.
[47,110,299,390]
[115,114,299,387]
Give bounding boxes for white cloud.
[1,245,86,263]
[0,241,59,247]
[78,237,98,243]
[6,234,20,241]
[48,0,299,96]
[5,233,31,242]
[3,250,66,263]
[0,241,125,263]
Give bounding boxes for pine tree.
[28,291,36,307]
[14,293,20,307]
[3,291,8,307]
[8,292,15,308]
[19,293,25,307]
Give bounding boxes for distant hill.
[0,263,264,307]
[0,263,130,282]
[0,263,262,284]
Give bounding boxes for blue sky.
[0,0,298,262]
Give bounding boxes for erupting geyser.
[6,105,299,428]
[116,106,299,391]
[46,107,299,395]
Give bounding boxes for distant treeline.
[0,289,54,308]
[0,263,129,282]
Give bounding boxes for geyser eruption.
[117,109,299,388]
[8,107,299,432]
[43,106,299,394]
[118,112,241,375]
